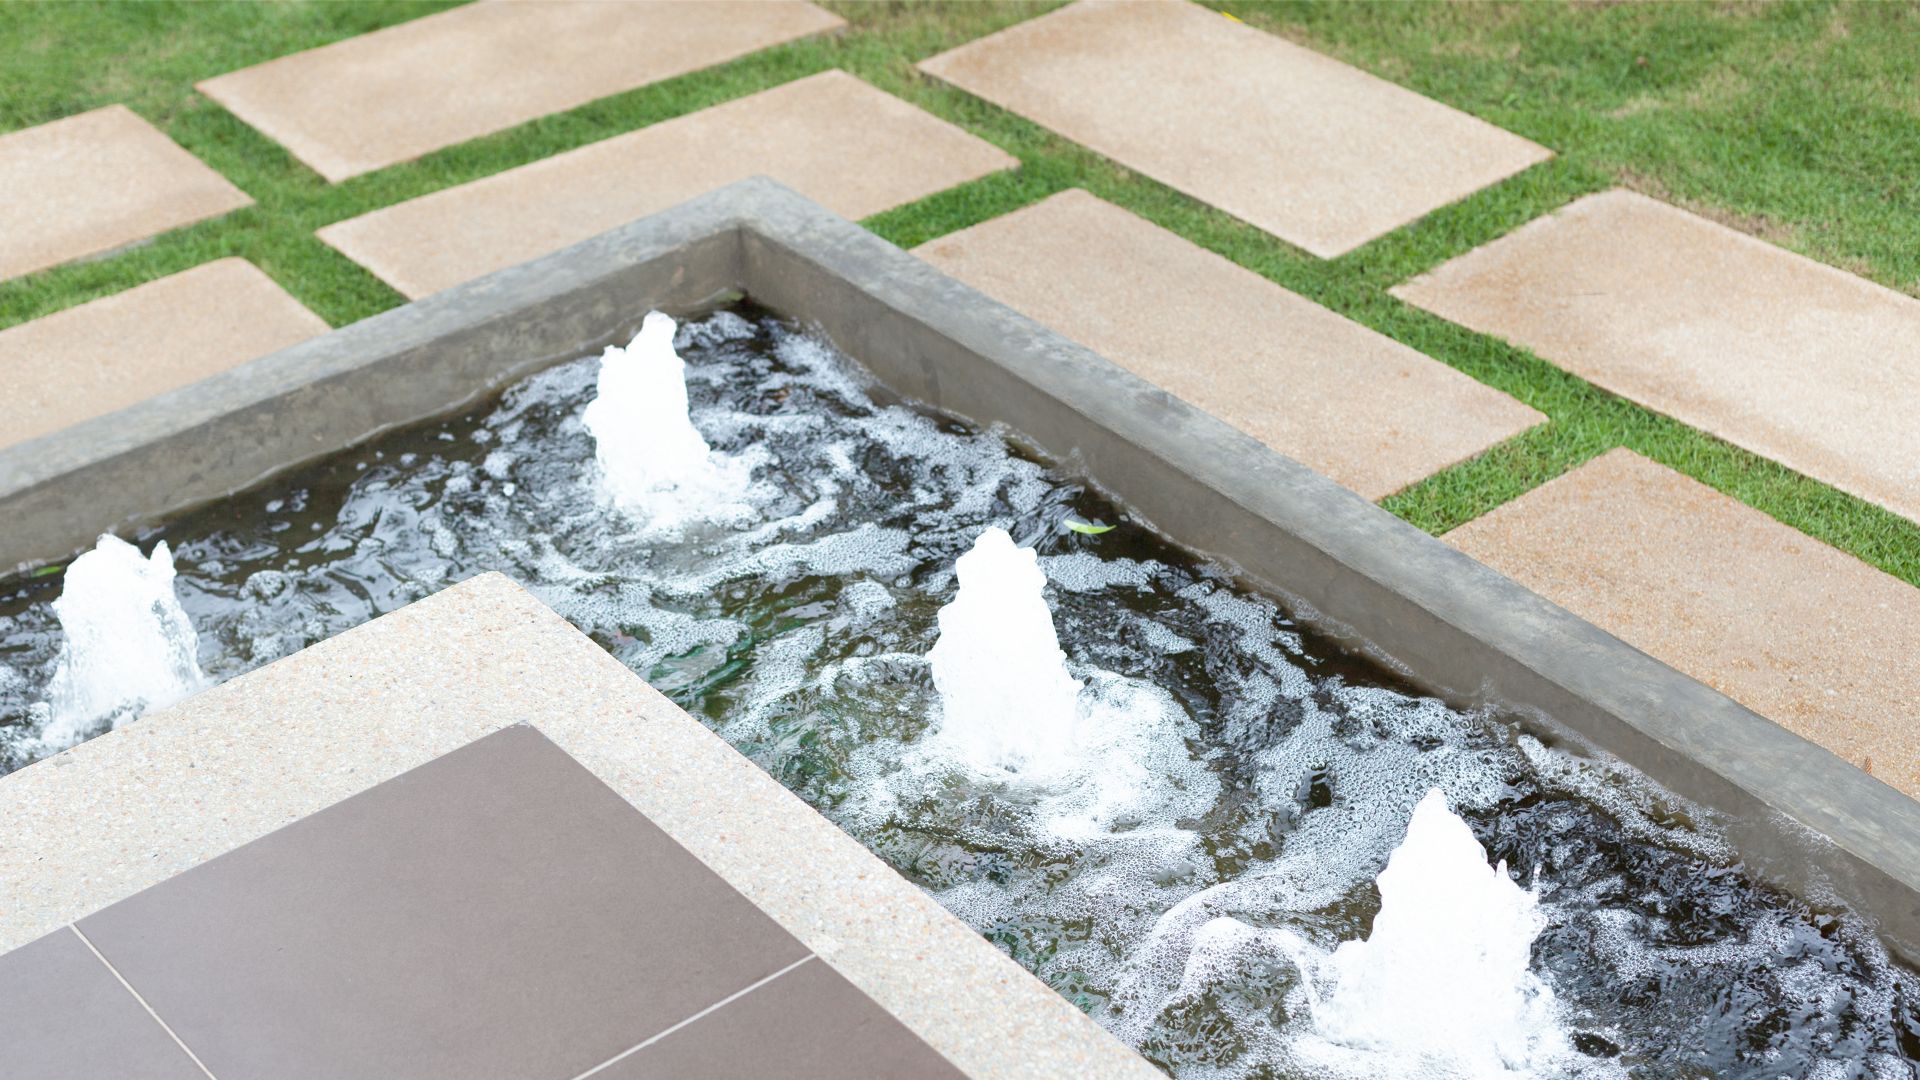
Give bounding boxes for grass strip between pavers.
[3,0,1915,585]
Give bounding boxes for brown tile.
[595,958,967,1080]
[198,1,846,183]
[1394,189,1920,526]
[1446,449,1920,799]
[0,928,207,1080]
[915,190,1542,499]
[919,1,1549,257]
[77,725,810,1080]
[0,105,251,284]
[319,70,1016,299]
[0,258,329,450]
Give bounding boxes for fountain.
[926,527,1083,776]
[580,310,752,531]
[1,309,1910,1076]
[1290,788,1572,1074]
[38,534,206,750]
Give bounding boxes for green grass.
[3,0,1916,583]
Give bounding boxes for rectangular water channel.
[3,304,1917,1078]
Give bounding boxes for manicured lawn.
[3,0,1916,583]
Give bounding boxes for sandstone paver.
[1394,189,1920,526]
[1446,449,1920,799]
[197,0,846,183]
[0,259,328,450]
[0,106,251,284]
[918,0,1550,258]
[319,71,1018,299]
[914,190,1543,500]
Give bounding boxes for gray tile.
[77,725,810,1080]
[0,928,206,1080]
[597,958,968,1080]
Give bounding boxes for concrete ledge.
[0,573,1160,1080]
[3,177,1918,964]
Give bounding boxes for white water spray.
[1292,788,1572,1074]
[926,527,1082,775]
[581,310,752,530]
[39,535,206,749]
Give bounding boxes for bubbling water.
[581,310,757,532]
[1283,788,1579,1076]
[37,534,205,751]
[926,527,1083,776]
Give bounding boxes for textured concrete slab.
[1447,449,1920,799]
[919,0,1549,257]
[198,0,845,183]
[319,71,1016,298]
[0,259,328,451]
[0,573,1162,1080]
[1394,189,1920,526]
[0,105,251,284]
[914,190,1542,499]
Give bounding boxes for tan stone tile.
[1394,189,1920,526]
[319,71,1018,299]
[198,0,846,183]
[0,106,251,284]
[914,190,1543,499]
[1446,449,1920,799]
[918,0,1550,258]
[0,259,328,449]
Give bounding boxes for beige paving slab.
[319,71,1018,299]
[197,0,846,183]
[914,190,1543,499]
[1394,189,1920,526]
[0,106,251,284]
[918,0,1550,258]
[0,259,328,451]
[1446,449,1920,799]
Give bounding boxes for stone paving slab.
[1394,189,1920,526]
[914,189,1543,499]
[918,0,1550,258]
[0,259,329,451]
[319,71,1017,299]
[0,105,251,284]
[1446,449,1920,799]
[197,0,846,183]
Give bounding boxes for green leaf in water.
[30,564,63,578]
[1064,519,1116,536]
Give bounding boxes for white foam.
[1295,789,1573,1075]
[926,528,1083,776]
[1041,551,1159,593]
[676,309,756,349]
[37,535,206,750]
[581,311,757,534]
[1029,672,1220,841]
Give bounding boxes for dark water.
[1,307,1914,1078]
